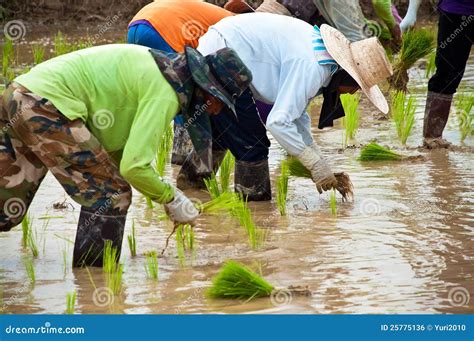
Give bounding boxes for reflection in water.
[0,35,472,314]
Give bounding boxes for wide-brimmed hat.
[150,46,252,172]
[256,0,292,16]
[320,24,393,113]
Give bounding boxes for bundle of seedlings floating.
[391,90,416,145]
[144,251,159,280]
[341,93,360,147]
[455,92,474,142]
[285,159,354,201]
[66,291,77,315]
[276,160,289,216]
[358,143,403,161]
[207,261,311,300]
[390,28,435,91]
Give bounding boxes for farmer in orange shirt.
[128,1,233,165]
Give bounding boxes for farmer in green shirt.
[0,44,251,267]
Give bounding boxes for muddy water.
[1,29,473,314]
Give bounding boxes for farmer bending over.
[179,13,392,201]
[128,0,233,165]
[0,44,251,267]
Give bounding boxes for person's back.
[130,0,232,52]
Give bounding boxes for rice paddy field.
[1,25,473,315]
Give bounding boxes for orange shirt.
[130,0,233,53]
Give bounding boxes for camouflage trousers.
[0,83,132,231]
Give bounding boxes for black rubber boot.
[423,91,453,149]
[73,207,126,268]
[171,124,193,165]
[234,159,271,201]
[177,149,227,190]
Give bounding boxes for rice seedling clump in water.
[103,240,119,274]
[391,91,416,145]
[341,93,360,147]
[66,291,77,314]
[145,251,159,280]
[276,160,289,216]
[204,173,221,199]
[455,92,474,142]
[219,151,235,193]
[330,190,337,216]
[24,257,35,288]
[358,143,403,161]
[127,220,137,257]
[207,261,274,300]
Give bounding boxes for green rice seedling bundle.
[455,92,474,142]
[175,226,186,266]
[156,124,174,176]
[200,192,240,214]
[425,51,436,78]
[23,257,35,288]
[183,224,195,250]
[232,199,264,250]
[204,173,221,199]
[103,240,119,274]
[341,93,360,147]
[2,39,14,78]
[127,220,137,257]
[66,290,77,314]
[21,214,31,248]
[391,91,416,145]
[330,190,337,216]
[144,251,159,280]
[207,260,274,300]
[391,28,435,91]
[28,226,39,258]
[358,142,403,161]
[286,158,311,178]
[276,160,289,216]
[218,151,235,193]
[31,44,45,65]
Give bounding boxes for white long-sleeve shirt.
[198,13,333,156]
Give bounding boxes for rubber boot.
[177,149,227,190]
[234,159,271,201]
[423,91,453,149]
[73,207,126,268]
[171,124,194,165]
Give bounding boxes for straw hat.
[256,0,292,16]
[320,24,393,114]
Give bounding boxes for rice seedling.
[103,240,119,274]
[23,257,35,288]
[21,214,31,248]
[66,290,76,314]
[28,226,39,258]
[425,51,436,78]
[62,248,68,276]
[358,142,403,161]
[218,151,235,193]
[276,160,289,216]
[232,199,263,250]
[207,260,275,300]
[204,172,221,199]
[200,192,240,214]
[144,251,159,280]
[31,44,45,65]
[127,220,137,257]
[330,190,337,216]
[2,39,14,77]
[184,224,195,250]
[455,92,474,142]
[175,226,186,266]
[391,28,435,91]
[391,91,416,145]
[106,264,123,296]
[54,31,70,56]
[341,93,360,147]
[156,123,174,176]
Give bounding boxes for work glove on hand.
[400,11,417,32]
[164,187,199,226]
[298,144,338,194]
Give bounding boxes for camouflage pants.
[0,83,132,231]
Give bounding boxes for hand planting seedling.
[341,93,360,147]
[66,291,77,314]
[285,159,354,201]
[207,260,311,301]
[390,28,435,91]
[145,251,159,280]
[391,90,416,145]
[276,160,289,216]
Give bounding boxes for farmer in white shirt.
[179,13,392,201]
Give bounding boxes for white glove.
[164,188,199,225]
[400,0,421,32]
[298,145,338,194]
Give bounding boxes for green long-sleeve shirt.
[15,44,179,203]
